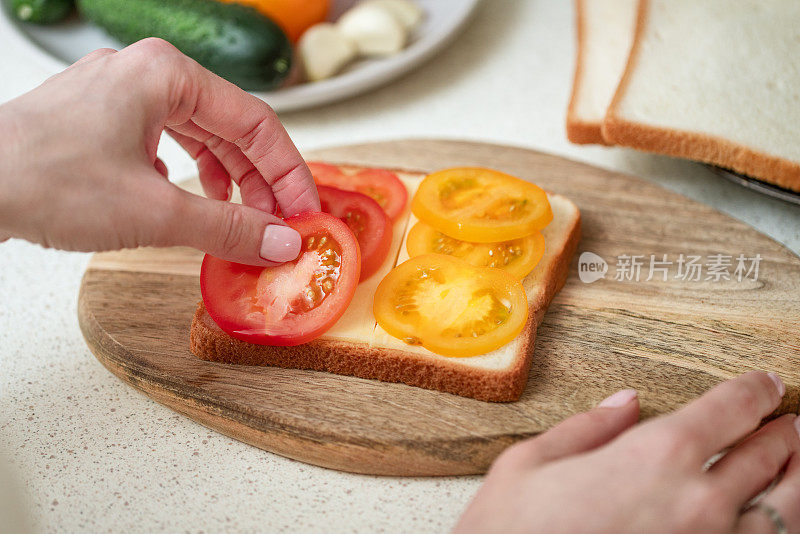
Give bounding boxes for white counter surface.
[1,2,798,533]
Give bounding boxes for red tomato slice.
[317,185,392,281]
[307,162,408,221]
[200,212,360,346]
[306,162,343,183]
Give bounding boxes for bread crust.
[190,198,582,403]
[566,0,609,145]
[567,0,629,146]
[603,0,800,193]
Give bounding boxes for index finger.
[657,371,785,465]
[154,41,319,216]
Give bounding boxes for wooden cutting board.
[78,140,800,476]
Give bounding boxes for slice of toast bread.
[190,167,581,402]
[567,0,639,145]
[603,0,800,192]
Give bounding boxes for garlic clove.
[336,3,408,57]
[298,23,358,82]
[364,0,424,31]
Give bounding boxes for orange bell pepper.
[219,0,329,42]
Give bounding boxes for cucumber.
[76,0,292,91]
[6,0,74,24]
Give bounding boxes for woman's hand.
[0,38,319,265]
[456,371,799,533]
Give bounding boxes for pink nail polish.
[793,415,800,439]
[260,224,301,263]
[767,372,786,397]
[598,389,637,408]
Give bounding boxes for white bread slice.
[567,0,639,145]
[604,0,800,192]
[190,167,581,402]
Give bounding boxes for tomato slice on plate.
[308,162,408,221]
[318,185,392,281]
[411,167,553,242]
[406,221,545,279]
[200,212,360,346]
[374,254,528,357]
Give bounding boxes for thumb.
[492,389,640,472]
[159,189,302,266]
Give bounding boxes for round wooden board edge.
[77,277,520,476]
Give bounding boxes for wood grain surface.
[78,140,800,476]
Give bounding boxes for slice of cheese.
[320,172,422,343]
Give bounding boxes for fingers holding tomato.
[201,212,360,346]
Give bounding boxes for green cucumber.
[76,0,292,91]
[7,0,74,24]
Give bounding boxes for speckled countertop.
[1,2,799,533]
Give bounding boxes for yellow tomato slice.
[411,167,553,242]
[406,221,546,279]
[373,254,528,357]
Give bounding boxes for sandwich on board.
[191,165,581,402]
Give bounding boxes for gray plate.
[709,166,800,206]
[0,0,479,113]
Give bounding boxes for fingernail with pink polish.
[767,372,785,397]
[793,415,800,438]
[260,224,300,263]
[598,389,638,408]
